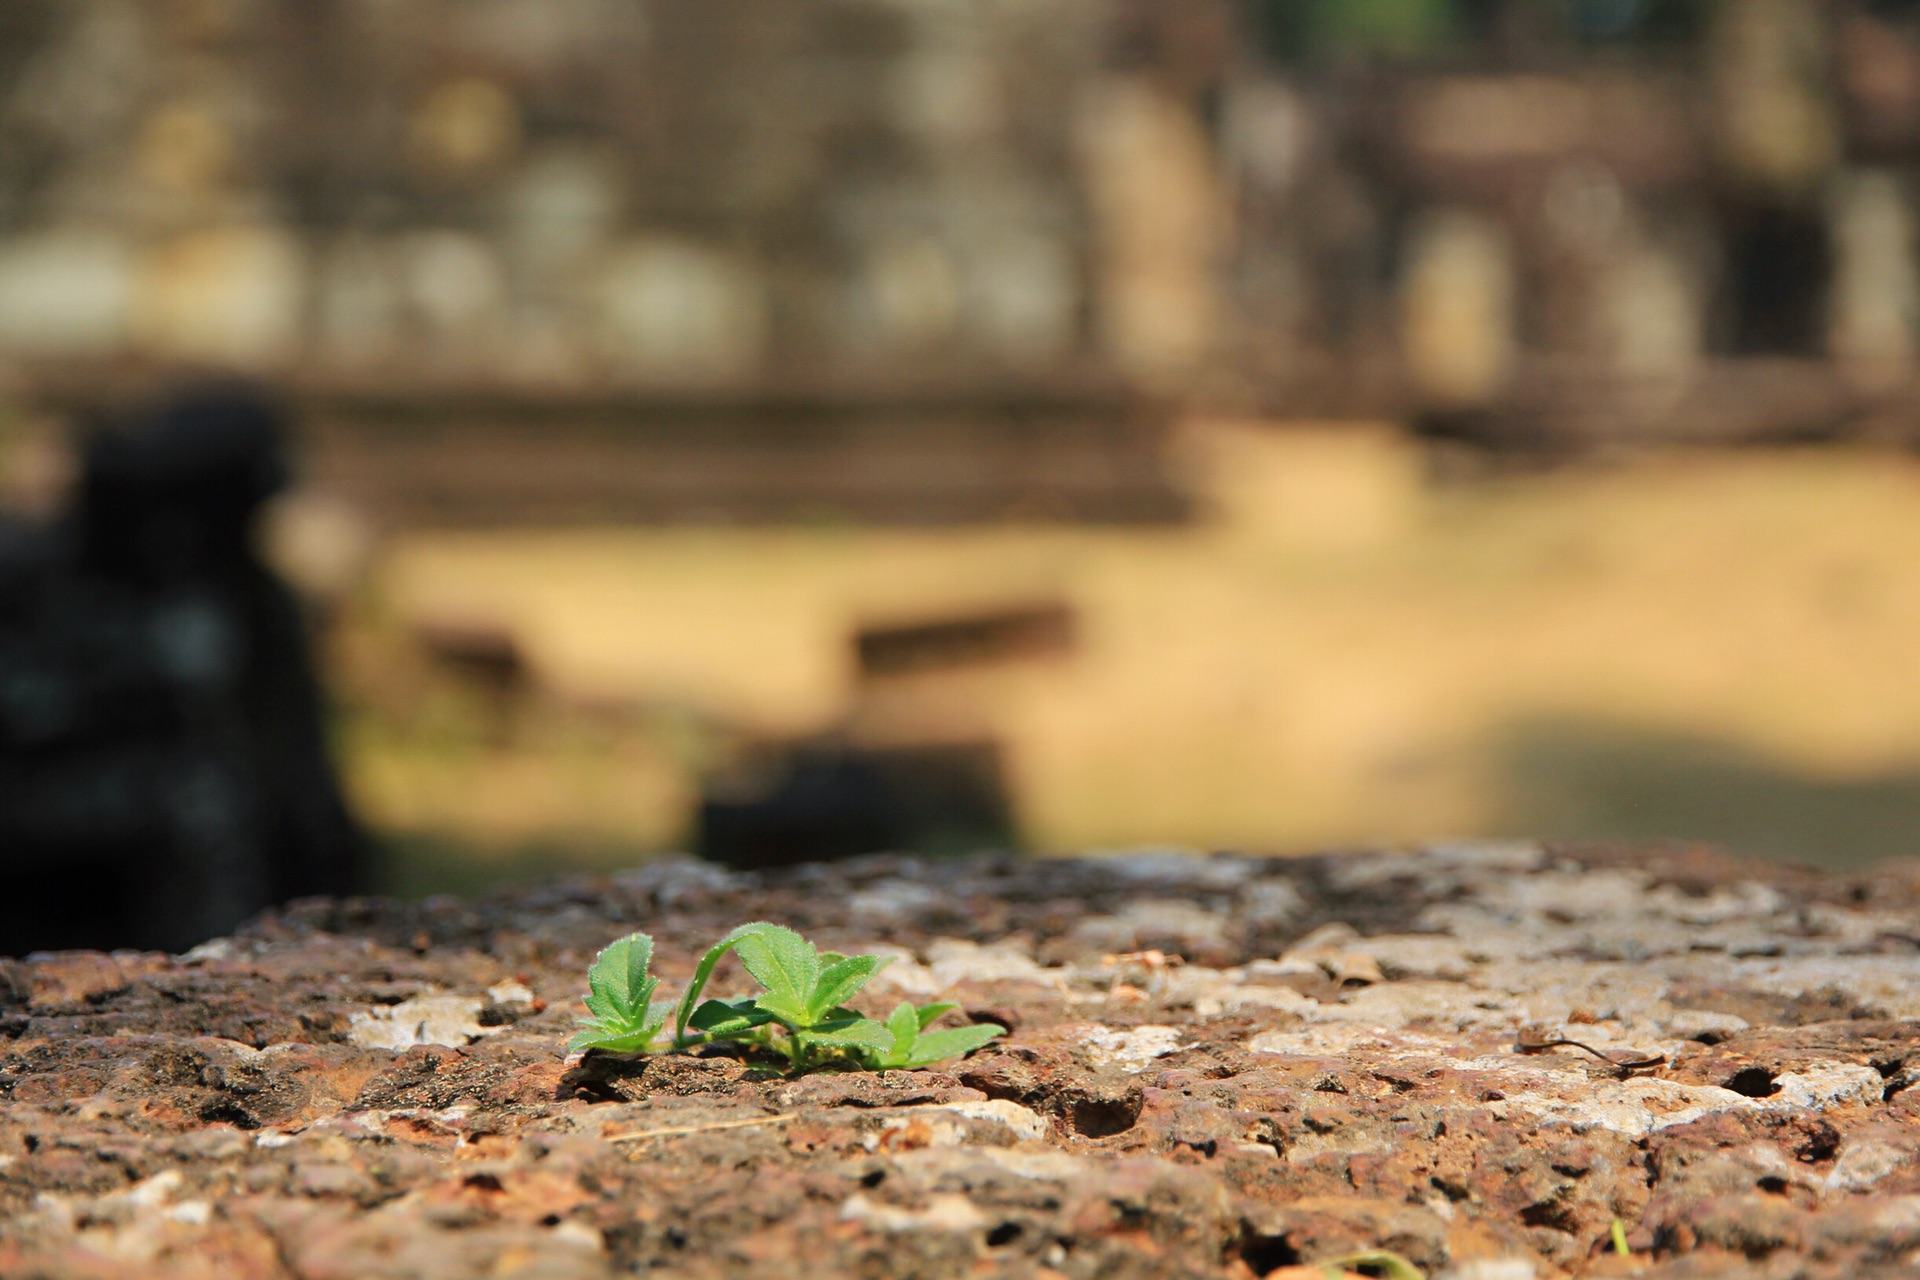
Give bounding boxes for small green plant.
[874,1000,1005,1069]
[569,933,672,1054]
[571,924,1004,1075]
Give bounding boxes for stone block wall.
[6,0,1920,452]
[0,0,1104,387]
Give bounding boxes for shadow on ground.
[1499,718,1920,869]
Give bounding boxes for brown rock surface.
[3,843,1919,1279]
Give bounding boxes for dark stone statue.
[0,385,364,955]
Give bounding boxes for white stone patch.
[1483,1063,1886,1139]
[1241,957,1325,986]
[611,857,746,907]
[348,995,497,1049]
[1799,903,1920,948]
[1662,1009,1751,1041]
[1074,900,1228,952]
[1326,842,1543,897]
[1322,851,1430,892]
[1730,956,1920,1019]
[1248,1024,1465,1059]
[839,1191,986,1233]
[1172,965,1317,1016]
[970,1147,1094,1181]
[1486,1078,1754,1138]
[1487,869,1653,922]
[866,1100,1051,1152]
[126,1170,185,1207]
[1238,879,1307,926]
[1867,1194,1920,1235]
[1441,1259,1539,1280]
[865,946,944,997]
[1644,881,1784,925]
[1093,849,1255,889]
[1349,934,1476,981]
[1827,1139,1918,1192]
[1080,1024,1184,1072]
[925,940,1053,989]
[549,1220,606,1252]
[847,880,942,922]
[1303,979,1518,1030]
[933,1099,1050,1141]
[1773,1065,1884,1109]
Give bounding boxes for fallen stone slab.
[1,842,1918,1279]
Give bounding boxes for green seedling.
[874,1000,1006,1070]
[1610,1217,1631,1256]
[701,922,894,1069]
[569,932,672,1054]
[566,920,1005,1074]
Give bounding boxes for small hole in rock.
[1726,1067,1779,1098]
[1237,1228,1300,1276]
[860,1169,886,1188]
[462,1173,504,1193]
[540,1213,562,1227]
[986,1222,1022,1247]
[1520,1200,1579,1233]
[1757,1176,1789,1195]
[1067,1095,1141,1138]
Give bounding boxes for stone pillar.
[1400,207,1516,409]
[1080,76,1227,383]
[1828,169,1920,392]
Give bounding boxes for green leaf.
[568,999,672,1055]
[586,933,657,1020]
[807,953,891,1022]
[806,1017,895,1052]
[734,925,820,1015]
[878,1001,923,1069]
[885,1001,920,1053]
[673,922,772,1048]
[902,1022,1004,1068]
[913,1002,959,1031]
[1318,1252,1424,1280]
[569,1025,661,1054]
[686,998,775,1039]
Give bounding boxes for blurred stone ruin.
[3,1,1920,526]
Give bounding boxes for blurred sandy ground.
[320,419,1920,888]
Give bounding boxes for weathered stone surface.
[1,843,1918,1278]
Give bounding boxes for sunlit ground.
[337,421,1920,892]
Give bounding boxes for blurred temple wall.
[4,2,1920,500]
